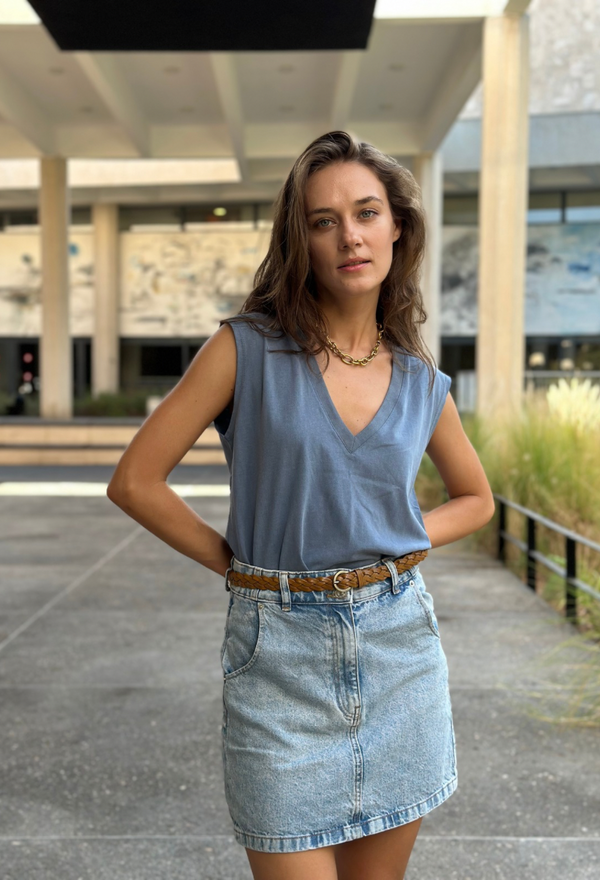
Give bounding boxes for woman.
[108,130,495,880]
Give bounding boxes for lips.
[338,260,370,268]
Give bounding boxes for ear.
[393,222,401,242]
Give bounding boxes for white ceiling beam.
[72,52,150,157]
[245,122,331,158]
[349,121,424,155]
[374,0,529,18]
[209,53,249,184]
[330,52,363,133]
[0,0,40,24]
[503,0,532,14]
[0,59,55,154]
[245,120,423,158]
[421,25,482,152]
[248,157,294,182]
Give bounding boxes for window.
[183,204,249,224]
[257,203,275,222]
[0,209,38,229]
[565,191,600,223]
[120,205,184,231]
[527,192,562,224]
[141,345,182,377]
[575,341,600,370]
[443,195,478,226]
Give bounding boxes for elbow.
[483,492,496,524]
[106,478,131,508]
[106,461,139,506]
[106,484,123,507]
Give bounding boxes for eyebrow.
[306,195,384,218]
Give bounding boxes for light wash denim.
[220,555,458,853]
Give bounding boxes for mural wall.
[119,227,271,337]
[0,232,94,336]
[0,222,599,338]
[0,226,271,338]
[441,223,600,336]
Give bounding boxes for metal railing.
[494,493,600,625]
[523,370,600,394]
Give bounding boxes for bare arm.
[106,323,237,577]
[422,392,495,549]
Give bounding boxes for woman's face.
[304,161,401,305]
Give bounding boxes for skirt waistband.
[225,551,428,606]
[228,550,428,594]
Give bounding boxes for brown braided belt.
[227,549,428,593]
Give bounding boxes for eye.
[313,209,378,229]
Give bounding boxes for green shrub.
[73,388,171,417]
[417,388,600,725]
[417,388,600,640]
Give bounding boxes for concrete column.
[477,13,530,420]
[92,204,120,395]
[413,151,443,367]
[39,156,71,419]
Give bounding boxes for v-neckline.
[303,349,405,454]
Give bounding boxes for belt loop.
[224,554,235,592]
[278,570,292,611]
[384,558,401,594]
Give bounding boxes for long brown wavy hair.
[219,130,436,391]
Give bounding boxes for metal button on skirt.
[219,555,458,854]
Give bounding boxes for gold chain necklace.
[325,323,384,367]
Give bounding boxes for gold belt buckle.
[332,569,353,592]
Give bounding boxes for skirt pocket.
[221,592,267,681]
[409,572,441,639]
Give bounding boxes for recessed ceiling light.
[213,207,227,216]
[164,66,180,74]
[49,66,64,75]
[279,105,294,112]
[389,63,404,72]
[278,64,295,73]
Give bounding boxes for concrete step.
[0,418,227,465]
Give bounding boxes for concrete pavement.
[0,465,598,879]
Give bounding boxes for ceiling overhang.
[25,1,377,51]
[0,0,536,198]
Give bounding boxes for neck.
[320,302,380,355]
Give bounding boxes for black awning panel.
[28,1,377,51]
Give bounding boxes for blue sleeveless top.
[214,312,452,572]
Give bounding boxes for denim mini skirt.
[219,555,458,854]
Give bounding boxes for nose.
[338,218,364,249]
